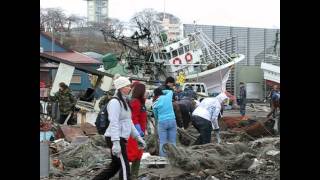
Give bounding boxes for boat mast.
[163,0,166,20]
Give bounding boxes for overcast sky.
[40,0,280,29]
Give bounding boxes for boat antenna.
[163,0,166,20]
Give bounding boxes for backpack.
[95,97,119,135]
[271,92,280,102]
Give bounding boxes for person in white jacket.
[93,76,146,180]
[192,92,229,145]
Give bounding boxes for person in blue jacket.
[152,88,176,157]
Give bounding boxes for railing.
[191,31,234,66]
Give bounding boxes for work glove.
[214,129,221,144]
[134,124,144,137]
[211,118,219,130]
[136,136,146,150]
[111,140,121,158]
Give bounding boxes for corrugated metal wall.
[213,26,231,42]
[265,29,278,49]
[183,24,280,98]
[232,27,249,66]
[248,28,265,66]
[183,24,279,66]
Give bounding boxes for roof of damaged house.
[42,51,102,64]
[40,53,113,78]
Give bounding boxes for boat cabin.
[152,37,202,76]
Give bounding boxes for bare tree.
[130,8,180,30]
[40,8,85,33]
[46,8,67,32]
[86,18,126,42]
[40,8,48,31]
[66,14,84,32]
[130,8,159,32]
[129,8,181,45]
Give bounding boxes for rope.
[258,120,274,137]
[219,69,223,93]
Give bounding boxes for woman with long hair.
[126,83,147,179]
[93,76,146,180]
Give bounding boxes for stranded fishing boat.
[150,29,245,93]
[98,19,245,94]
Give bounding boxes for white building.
[157,13,181,42]
[87,0,109,23]
[161,18,181,41]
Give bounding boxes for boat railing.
[191,31,234,66]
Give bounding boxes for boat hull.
[186,54,245,93]
[260,62,280,83]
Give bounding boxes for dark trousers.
[267,107,277,118]
[239,103,246,116]
[192,115,213,145]
[267,101,280,118]
[173,102,183,128]
[181,113,191,129]
[93,138,131,180]
[180,105,192,129]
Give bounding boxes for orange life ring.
[173,58,182,66]
[185,53,193,63]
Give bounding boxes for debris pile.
[40,118,110,179]
[41,103,279,180]
[141,111,280,180]
[221,116,276,138]
[48,135,111,179]
[140,136,280,180]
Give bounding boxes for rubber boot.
[130,160,141,180]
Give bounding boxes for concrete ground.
[223,103,271,118]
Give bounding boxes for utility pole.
[51,26,54,55]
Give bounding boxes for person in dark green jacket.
[50,82,77,124]
[98,89,116,110]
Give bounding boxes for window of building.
[71,75,81,84]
